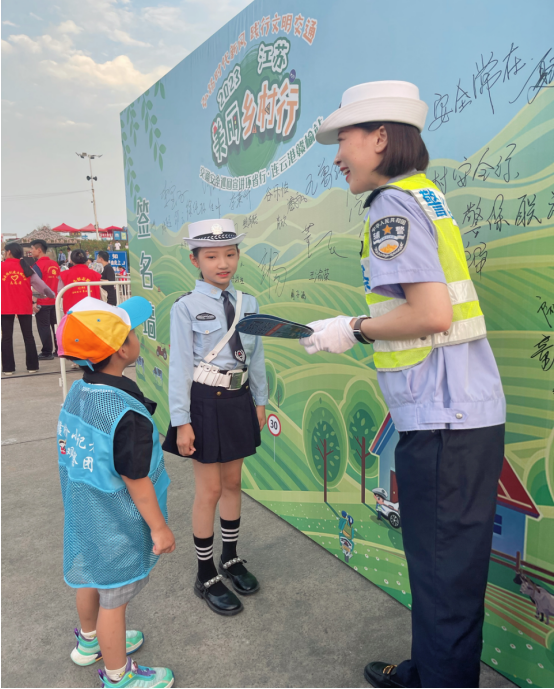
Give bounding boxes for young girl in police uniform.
[165,219,267,616]
[300,81,506,688]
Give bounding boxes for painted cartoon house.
[369,413,540,554]
[494,458,540,558]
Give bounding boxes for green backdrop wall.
[122,2,554,685]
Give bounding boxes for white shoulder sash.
[203,290,243,364]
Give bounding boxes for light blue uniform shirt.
[367,179,506,432]
[169,280,268,426]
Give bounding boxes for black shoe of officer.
[364,662,405,688]
[38,353,55,360]
[218,556,260,595]
[193,574,243,616]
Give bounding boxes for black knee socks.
[193,534,227,595]
[194,518,247,594]
[220,517,247,575]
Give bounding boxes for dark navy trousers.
[394,425,505,688]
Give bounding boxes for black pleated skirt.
[162,381,261,463]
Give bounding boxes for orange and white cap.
[56,296,152,366]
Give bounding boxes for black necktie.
[222,291,245,365]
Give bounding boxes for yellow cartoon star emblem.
[383,225,393,234]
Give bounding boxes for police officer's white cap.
[186,218,246,249]
[372,487,388,500]
[316,81,428,145]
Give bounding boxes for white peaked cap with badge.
[185,218,246,249]
[316,80,429,145]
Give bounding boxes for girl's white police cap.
[186,218,246,249]
[316,80,429,145]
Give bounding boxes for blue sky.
[1,0,252,235]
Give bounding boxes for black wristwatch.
[352,316,374,344]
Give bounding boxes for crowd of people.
[1,241,128,374]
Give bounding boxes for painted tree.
[266,360,277,402]
[340,377,387,504]
[303,392,348,502]
[275,375,286,408]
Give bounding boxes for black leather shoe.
[218,556,260,595]
[364,662,405,688]
[193,575,243,616]
[38,353,54,360]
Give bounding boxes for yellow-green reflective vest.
[361,173,486,372]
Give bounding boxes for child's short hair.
[356,121,429,178]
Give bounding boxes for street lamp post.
[76,152,102,240]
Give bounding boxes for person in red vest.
[58,248,101,313]
[2,242,55,375]
[30,239,60,360]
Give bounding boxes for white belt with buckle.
[193,363,248,390]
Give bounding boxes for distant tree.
[303,392,348,501]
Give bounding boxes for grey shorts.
[97,575,149,610]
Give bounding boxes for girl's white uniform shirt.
[169,280,268,427]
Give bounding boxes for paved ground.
[1,321,516,688]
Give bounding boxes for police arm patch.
[370,216,410,261]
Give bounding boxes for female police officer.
[299,81,506,688]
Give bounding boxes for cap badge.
[211,223,223,235]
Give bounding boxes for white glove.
[299,316,357,355]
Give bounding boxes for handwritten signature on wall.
[531,298,554,374]
[428,44,554,131]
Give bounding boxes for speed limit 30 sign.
[267,414,281,437]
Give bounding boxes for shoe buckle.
[383,665,397,675]
[222,556,243,569]
[203,574,223,589]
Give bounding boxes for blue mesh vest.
[57,380,170,588]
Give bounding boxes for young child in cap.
[56,296,175,688]
[301,81,506,688]
[164,218,268,616]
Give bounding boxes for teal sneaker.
[70,628,144,666]
[99,657,174,688]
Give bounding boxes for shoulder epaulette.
[174,291,192,303]
[364,185,410,209]
[241,292,253,297]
